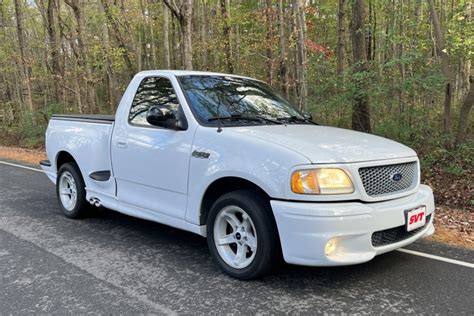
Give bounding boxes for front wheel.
[207,190,280,280]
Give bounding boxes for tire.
[56,162,89,219]
[207,190,280,280]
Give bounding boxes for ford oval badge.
[391,173,403,182]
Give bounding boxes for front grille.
[359,161,417,197]
[372,214,432,247]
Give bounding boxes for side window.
[128,77,180,126]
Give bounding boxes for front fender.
[185,126,309,225]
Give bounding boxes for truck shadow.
[39,203,450,313]
[86,206,413,286]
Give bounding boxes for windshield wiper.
[208,114,283,125]
[277,116,317,125]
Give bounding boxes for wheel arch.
[199,176,272,226]
[55,150,77,172]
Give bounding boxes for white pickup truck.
[40,70,435,279]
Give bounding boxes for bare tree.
[456,2,472,102]
[265,0,274,84]
[14,0,34,112]
[220,0,233,73]
[64,0,96,112]
[199,0,210,69]
[163,0,193,70]
[454,2,473,147]
[350,0,371,132]
[293,0,307,112]
[162,2,171,69]
[46,0,61,101]
[337,0,346,78]
[428,0,452,135]
[455,76,473,146]
[277,0,289,98]
[396,0,405,116]
[97,0,120,111]
[101,0,134,77]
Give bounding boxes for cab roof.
[136,70,261,82]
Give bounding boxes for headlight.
[291,168,354,194]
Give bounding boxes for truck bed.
[46,115,115,196]
[51,114,115,123]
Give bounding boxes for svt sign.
[405,206,427,232]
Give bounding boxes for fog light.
[325,238,337,256]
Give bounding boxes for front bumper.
[271,184,435,266]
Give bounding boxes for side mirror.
[303,112,313,121]
[146,106,177,129]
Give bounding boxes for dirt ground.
[0,145,472,250]
[0,146,47,164]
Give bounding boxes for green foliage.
[0,0,471,166]
[417,133,472,173]
[39,103,65,120]
[446,3,474,58]
[10,103,65,148]
[17,112,44,147]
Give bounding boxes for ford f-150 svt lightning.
[40,70,435,279]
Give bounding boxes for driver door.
[111,76,193,220]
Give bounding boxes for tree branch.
[162,0,181,19]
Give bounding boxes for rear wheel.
[56,162,89,219]
[207,190,280,280]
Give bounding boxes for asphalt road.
[0,160,473,314]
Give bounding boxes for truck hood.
[230,125,417,164]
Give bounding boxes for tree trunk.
[289,2,298,104]
[265,0,274,85]
[181,0,193,70]
[72,54,83,114]
[200,0,209,69]
[14,0,34,112]
[408,0,422,128]
[350,0,371,132]
[170,14,177,68]
[337,0,346,78]
[97,0,120,111]
[65,0,96,113]
[233,0,241,73]
[163,0,193,70]
[220,0,233,73]
[162,2,171,69]
[397,1,405,119]
[371,0,376,61]
[137,0,145,71]
[13,70,24,110]
[428,0,452,135]
[148,0,157,68]
[47,0,61,101]
[277,0,289,98]
[293,0,307,112]
[457,2,472,102]
[101,0,134,77]
[455,76,473,147]
[366,0,372,61]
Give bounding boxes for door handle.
[116,141,128,148]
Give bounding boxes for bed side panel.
[46,119,115,197]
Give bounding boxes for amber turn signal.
[291,168,354,195]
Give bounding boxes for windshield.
[178,75,307,126]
